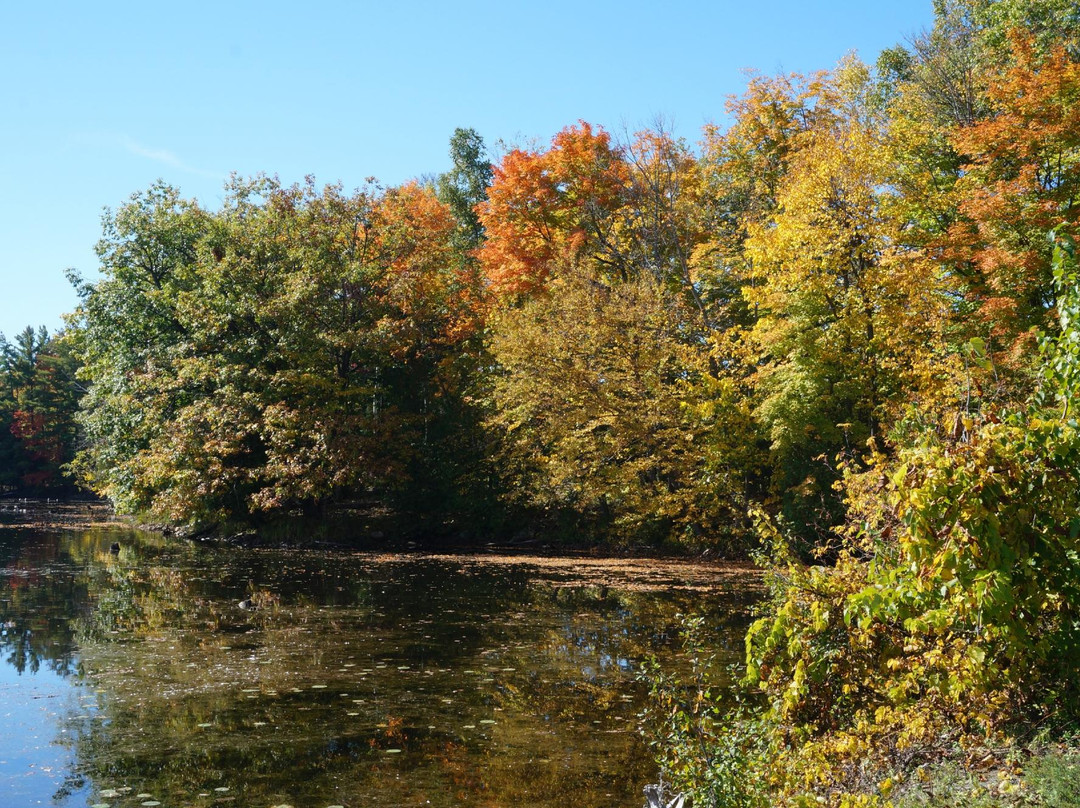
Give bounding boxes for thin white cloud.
[118,135,223,180]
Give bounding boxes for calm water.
[0,505,759,808]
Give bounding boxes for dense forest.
[3,0,1079,802]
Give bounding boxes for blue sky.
[0,1,936,342]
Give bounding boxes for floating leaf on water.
[241,689,259,693]
[501,668,516,672]
[346,712,359,716]
[136,794,152,799]
[384,748,402,754]
[253,721,268,727]
[480,719,497,725]
[196,723,212,728]
[100,790,120,798]
[140,801,161,807]
[311,684,327,689]
[214,787,230,792]
[428,725,436,730]
[463,724,476,729]
[90,803,110,808]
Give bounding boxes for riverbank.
[0,496,126,530]
[0,495,754,563]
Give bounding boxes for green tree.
[436,127,494,253]
[70,176,487,529]
[0,327,81,490]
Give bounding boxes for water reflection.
[0,514,759,807]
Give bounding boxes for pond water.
[0,503,760,808]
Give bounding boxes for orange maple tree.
[946,33,1080,359]
[476,122,629,295]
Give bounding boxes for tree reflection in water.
[0,516,760,807]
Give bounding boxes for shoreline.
[0,496,760,568]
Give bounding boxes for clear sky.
[0,1,936,342]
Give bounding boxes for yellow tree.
[478,122,759,545]
[745,60,955,534]
[486,261,758,547]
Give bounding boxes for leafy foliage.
[70,173,485,528]
[486,263,759,547]
[0,326,81,491]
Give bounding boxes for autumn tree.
[486,262,758,547]
[743,59,958,537]
[944,34,1080,373]
[71,176,487,529]
[68,182,211,515]
[478,122,762,546]
[476,122,631,295]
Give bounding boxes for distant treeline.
[0,326,80,493]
